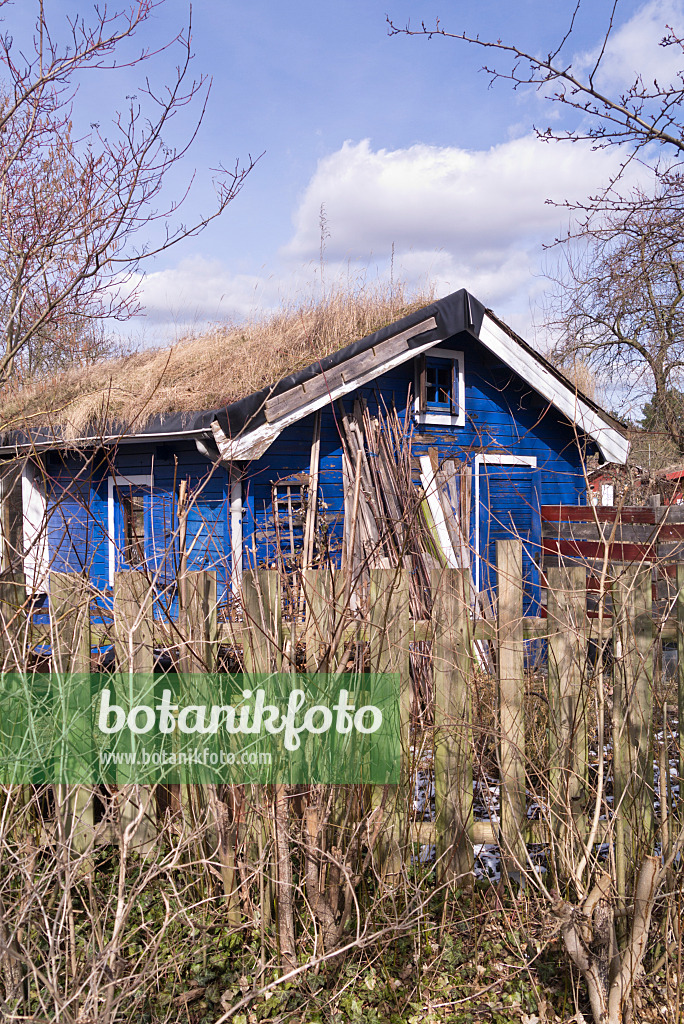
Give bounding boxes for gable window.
[415,348,465,426]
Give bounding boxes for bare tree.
[543,192,684,451]
[387,2,684,168]
[0,1,255,386]
[387,3,684,455]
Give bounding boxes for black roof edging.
[0,288,628,451]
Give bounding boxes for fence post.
[496,540,526,879]
[173,568,219,820]
[242,569,282,675]
[242,570,294,969]
[0,573,26,670]
[180,569,218,673]
[369,567,410,883]
[50,572,93,851]
[113,570,156,853]
[677,562,684,807]
[0,574,27,808]
[612,563,654,893]
[547,564,587,841]
[432,566,474,883]
[303,568,333,672]
[180,569,241,925]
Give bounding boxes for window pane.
[123,494,145,566]
[426,361,452,407]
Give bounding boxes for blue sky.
[9,0,681,345]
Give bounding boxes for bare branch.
[0,1,256,387]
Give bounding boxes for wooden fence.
[1,531,683,886]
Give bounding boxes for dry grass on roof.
[0,284,434,440]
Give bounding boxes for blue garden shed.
[0,289,629,614]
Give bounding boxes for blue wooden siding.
[41,329,595,603]
[44,445,232,611]
[243,332,590,575]
[46,462,109,585]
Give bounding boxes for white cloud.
[132,134,653,346]
[575,0,684,93]
[278,136,652,336]
[282,137,644,264]
[135,256,273,328]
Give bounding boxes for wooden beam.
[369,567,411,883]
[541,505,655,524]
[50,572,93,854]
[496,540,526,879]
[678,564,684,803]
[432,567,474,882]
[547,565,587,840]
[264,317,437,423]
[112,571,156,852]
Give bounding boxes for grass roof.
[0,285,433,441]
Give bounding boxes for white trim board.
[419,455,459,568]
[108,473,153,587]
[473,454,537,593]
[22,460,50,593]
[478,314,629,464]
[229,472,243,594]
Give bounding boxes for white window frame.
[108,473,153,587]
[473,453,537,593]
[601,483,614,507]
[414,348,465,427]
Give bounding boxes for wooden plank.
[547,565,587,840]
[369,568,410,883]
[29,612,560,650]
[478,313,629,463]
[657,505,684,523]
[413,818,612,847]
[678,564,684,807]
[265,366,346,423]
[541,505,655,524]
[242,570,293,968]
[242,569,282,675]
[352,398,386,546]
[0,573,26,669]
[175,569,219,819]
[180,570,218,673]
[432,567,473,882]
[303,567,332,673]
[612,564,654,895]
[264,317,437,422]
[541,521,684,542]
[301,411,321,575]
[496,540,526,880]
[420,456,458,566]
[49,572,94,853]
[542,520,684,545]
[337,401,378,549]
[112,571,156,852]
[543,538,658,561]
[180,570,237,921]
[472,616,548,641]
